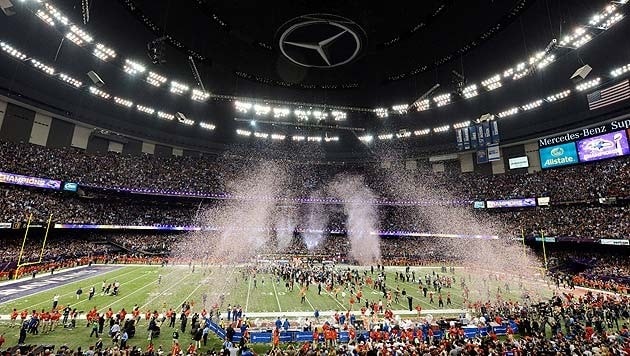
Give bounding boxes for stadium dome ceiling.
[0,0,629,159]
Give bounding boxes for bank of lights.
[43,3,68,26]
[157,111,174,120]
[307,136,322,142]
[611,64,630,77]
[270,134,286,140]
[433,93,451,107]
[396,131,411,139]
[89,86,110,99]
[374,108,389,118]
[292,135,306,142]
[392,104,408,114]
[170,81,189,95]
[433,125,450,133]
[453,121,470,129]
[536,55,555,69]
[178,117,195,126]
[146,72,167,87]
[254,104,271,116]
[234,101,252,113]
[462,84,478,99]
[576,78,601,92]
[481,75,502,91]
[414,129,431,136]
[324,136,340,142]
[273,107,290,118]
[65,25,93,46]
[58,73,82,88]
[358,135,373,143]
[1,42,27,60]
[30,59,54,75]
[123,59,146,76]
[191,89,210,102]
[200,122,216,130]
[559,27,592,49]
[589,4,623,29]
[294,109,310,120]
[415,99,430,111]
[93,44,116,61]
[331,110,347,121]
[377,133,394,140]
[497,107,519,118]
[253,132,269,139]
[136,105,155,115]
[521,99,544,111]
[36,10,54,26]
[236,129,251,136]
[113,97,133,107]
[546,90,571,102]
[312,110,328,120]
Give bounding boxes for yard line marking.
[324,290,346,310]
[1,266,145,309]
[271,275,282,313]
[97,271,177,312]
[245,272,252,313]
[139,270,192,309]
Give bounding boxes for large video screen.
[539,142,579,169]
[577,130,630,162]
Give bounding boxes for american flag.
[587,79,630,110]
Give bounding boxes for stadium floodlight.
[292,135,306,141]
[413,128,431,136]
[331,110,347,121]
[307,136,322,142]
[576,77,601,91]
[270,133,286,140]
[358,134,373,143]
[234,101,252,114]
[294,109,310,120]
[589,4,623,29]
[433,125,450,133]
[179,117,195,126]
[253,104,271,116]
[377,133,394,140]
[170,81,189,95]
[559,27,592,48]
[146,71,167,87]
[601,13,624,29]
[43,3,68,25]
[58,73,82,88]
[200,122,216,130]
[414,99,430,111]
[253,132,269,139]
[497,107,519,118]
[452,120,470,129]
[93,43,116,62]
[462,84,478,99]
[433,93,452,107]
[30,59,55,75]
[391,104,408,114]
[89,86,110,99]
[236,129,251,136]
[136,105,155,115]
[503,68,514,78]
[546,89,571,102]
[191,89,210,102]
[324,135,339,142]
[35,9,55,26]
[395,130,411,139]
[481,74,502,91]
[65,25,93,46]
[123,59,146,76]
[157,111,174,120]
[521,99,544,111]
[272,107,290,118]
[611,63,630,77]
[113,96,133,107]
[536,54,556,69]
[312,110,328,120]
[374,107,389,118]
[0,42,27,60]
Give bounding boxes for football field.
[0,263,543,350]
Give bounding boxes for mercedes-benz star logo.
[278,15,365,69]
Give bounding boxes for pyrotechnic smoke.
[328,174,381,265]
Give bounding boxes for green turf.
[0,264,546,352]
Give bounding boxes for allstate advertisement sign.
[540,142,578,169]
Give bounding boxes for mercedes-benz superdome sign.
[277,14,366,69]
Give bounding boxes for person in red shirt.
[0,333,5,348]
[10,309,18,327]
[312,327,319,345]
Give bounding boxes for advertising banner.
[600,239,629,246]
[538,118,630,147]
[577,130,630,162]
[508,156,529,169]
[0,223,11,229]
[535,237,557,243]
[539,142,578,169]
[487,145,501,161]
[486,198,536,208]
[0,171,61,190]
